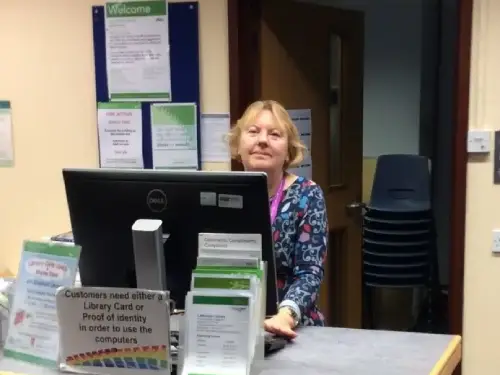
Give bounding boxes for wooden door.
[259,0,364,327]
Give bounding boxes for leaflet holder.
[254,260,267,362]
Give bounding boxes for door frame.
[227,0,471,352]
[227,0,261,172]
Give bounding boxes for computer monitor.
[62,168,278,315]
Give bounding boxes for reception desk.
[0,326,461,375]
[253,327,461,375]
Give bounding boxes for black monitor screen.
[62,169,278,314]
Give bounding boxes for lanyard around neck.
[270,177,286,225]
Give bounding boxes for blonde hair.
[227,100,306,169]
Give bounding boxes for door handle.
[345,201,365,219]
[346,202,365,210]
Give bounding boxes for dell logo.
[146,189,168,212]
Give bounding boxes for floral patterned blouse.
[272,176,328,326]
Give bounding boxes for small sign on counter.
[56,287,171,375]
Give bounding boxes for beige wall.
[463,0,500,373]
[0,0,230,273]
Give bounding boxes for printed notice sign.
[97,102,144,168]
[56,287,171,375]
[150,103,198,169]
[287,109,312,179]
[0,100,14,167]
[104,0,172,101]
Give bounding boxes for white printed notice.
[97,102,144,168]
[56,287,171,375]
[182,293,251,375]
[287,109,312,179]
[104,0,172,101]
[0,100,14,167]
[3,241,81,367]
[200,113,230,163]
[150,103,198,169]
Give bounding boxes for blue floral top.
[272,176,328,326]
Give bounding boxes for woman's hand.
[264,310,297,339]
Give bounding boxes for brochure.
[3,241,81,367]
[182,291,252,375]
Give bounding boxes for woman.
[227,100,328,338]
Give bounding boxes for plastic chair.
[362,154,438,332]
[368,154,431,213]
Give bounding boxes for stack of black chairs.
[362,154,438,332]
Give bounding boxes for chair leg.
[363,284,374,329]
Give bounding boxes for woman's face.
[238,110,289,172]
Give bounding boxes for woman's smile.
[252,151,272,158]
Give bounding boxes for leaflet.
[190,273,260,361]
[198,248,262,259]
[3,241,81,368]
[182,291,252,375]
[198,233,262,260]
[196,255,260,269]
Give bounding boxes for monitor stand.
[131,219,181,367]
[131,219,168,291]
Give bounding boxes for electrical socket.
[492,229,500,253]
[468,129,492,153]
